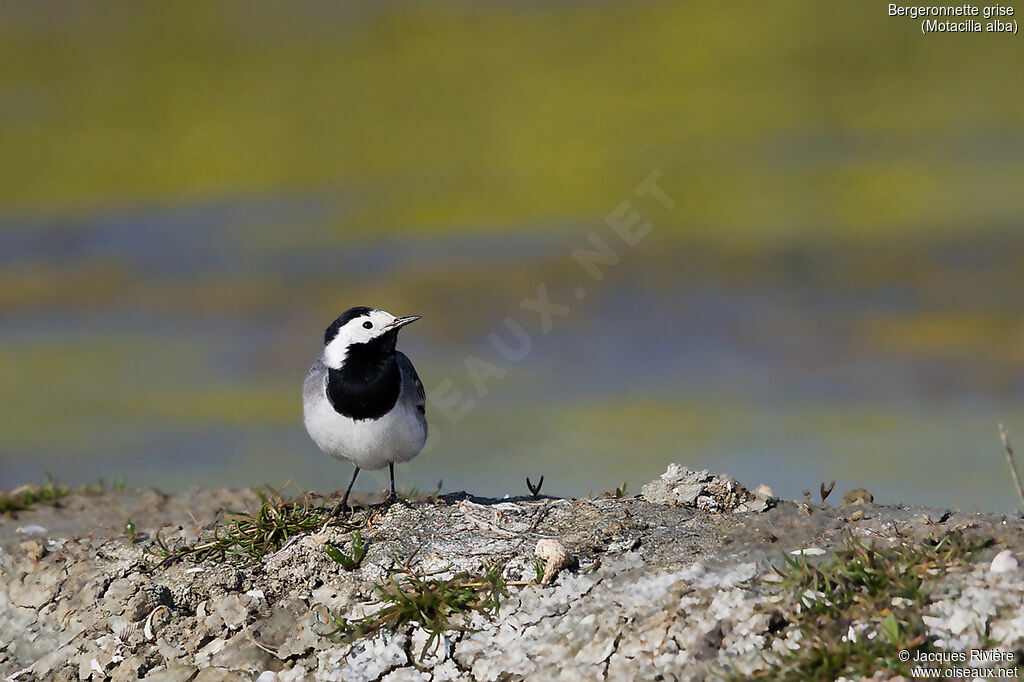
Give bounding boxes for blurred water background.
[1,2,1023,509]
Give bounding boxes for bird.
[303,306,427,511]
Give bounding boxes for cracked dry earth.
[2,466,1024,681]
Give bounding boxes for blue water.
[1,199,1022,510]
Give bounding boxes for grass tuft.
[324,561,510,659]
[750,530,994,680]
[148,486,361,567]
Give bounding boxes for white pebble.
[16,525,47,535]
[255,673,279,682]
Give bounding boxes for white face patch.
[322,309,398,369]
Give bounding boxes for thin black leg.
[382,463,410,508]
[338,466,360,513]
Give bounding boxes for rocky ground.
[1,465,1023,681]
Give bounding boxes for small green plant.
[527,476,545,497]
[531,556,546,584]
[324,561,511,658]
[399,480,443,500]
[149,487,361,567]
[819,480,835,502]
[0,474,71,514]
[325,531,366,570]
[86,477,126,493]
[603,481,628,498]
[74,477,128,495]
[750,531,993,680]
[124,517,137,542]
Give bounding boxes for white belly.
[304,392,426,470]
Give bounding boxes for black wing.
[396,351,426,415]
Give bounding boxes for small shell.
[789,547,826,556]
[143,605,170,641]
[534,538,570,585]
[990,549,1018,574]
[114,621,138,644]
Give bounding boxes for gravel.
[2,465,1022,681]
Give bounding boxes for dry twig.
[999,423,1024,506]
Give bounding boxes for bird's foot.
[326,497,359,521]
[379,491,412,509]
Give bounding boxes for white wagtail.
[303,306,426,510]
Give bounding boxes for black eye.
[362,321,373,329]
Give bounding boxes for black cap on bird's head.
[324,306,374,345]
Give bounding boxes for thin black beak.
[388,315,421,331]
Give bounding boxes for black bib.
[325,335,401,421]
